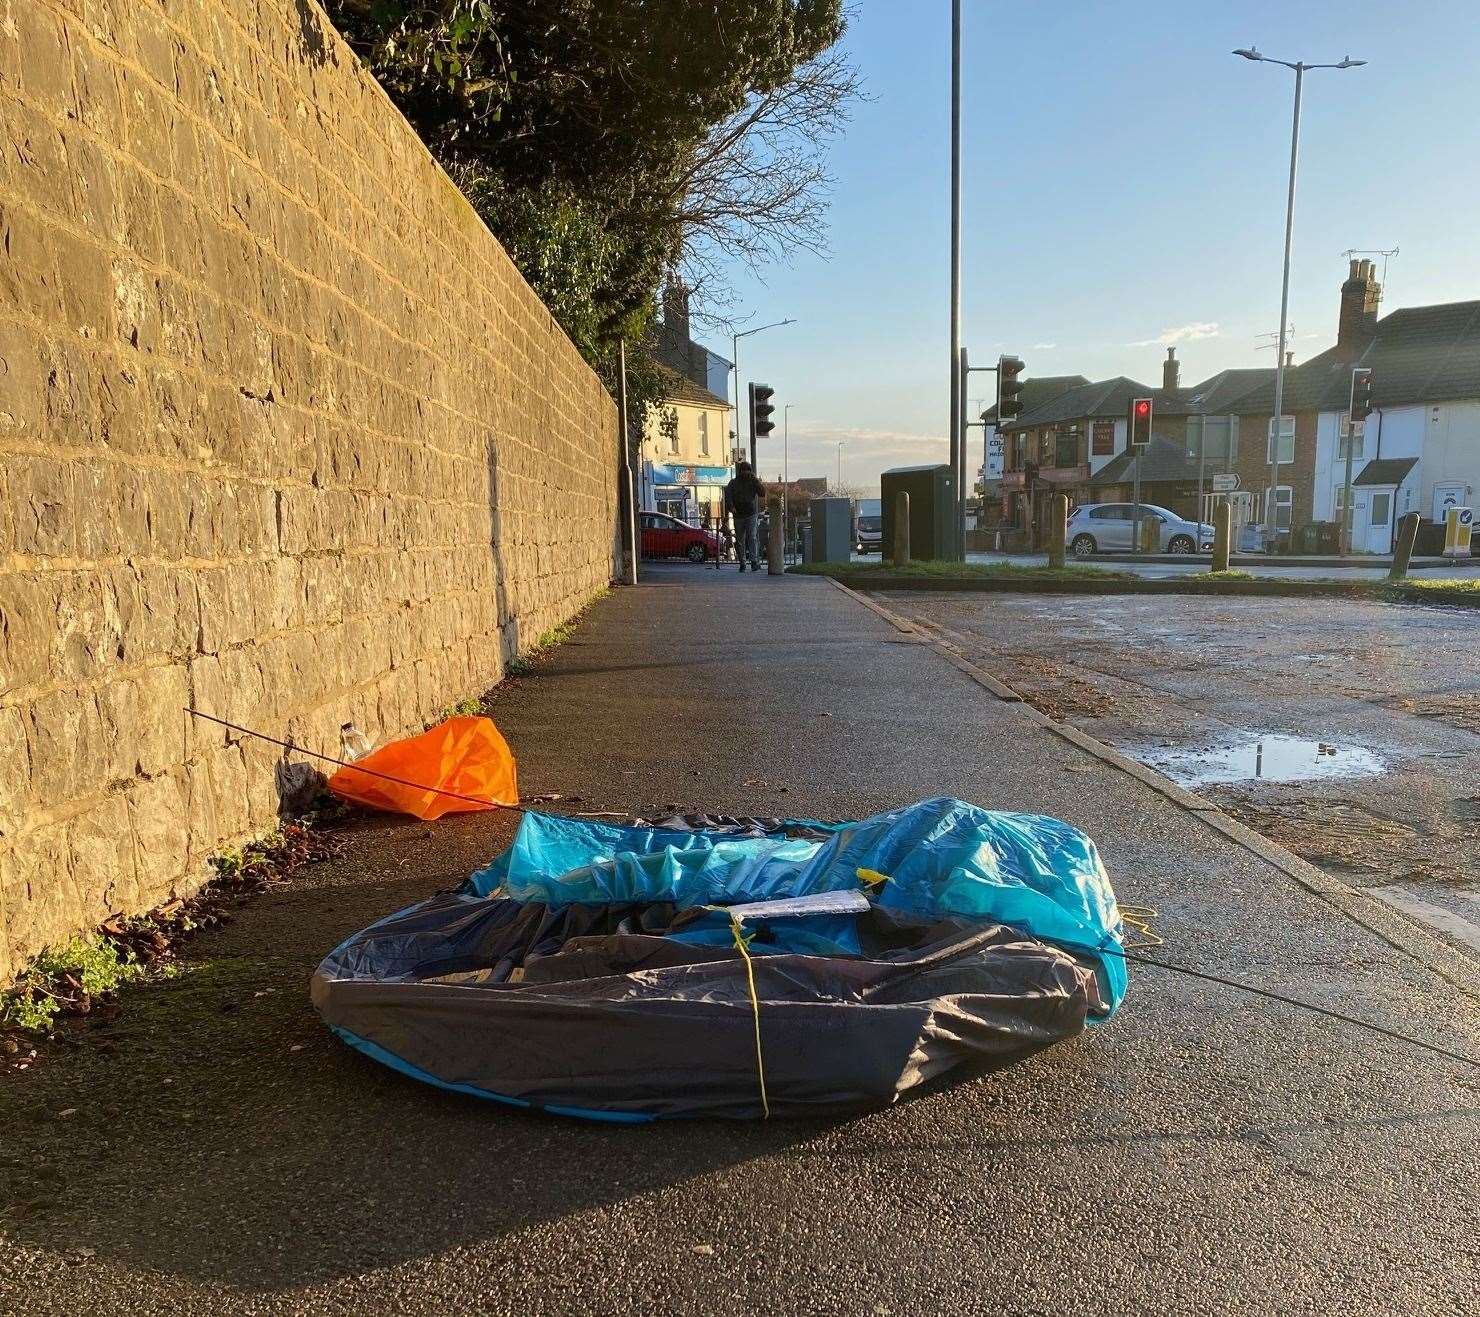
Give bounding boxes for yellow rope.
[722,912,770,1119]
[1119,903,1163,948]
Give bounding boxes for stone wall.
[0,0,619,981]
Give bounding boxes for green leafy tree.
[326,1,856,425]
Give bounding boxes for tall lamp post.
[1234,46,1365,549]
[836,441,845,491]
[730,318,796,469]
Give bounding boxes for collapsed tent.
[312,797,1127,1120]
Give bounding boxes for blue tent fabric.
[466,797,1125,1014]
[314,797,1126,1119]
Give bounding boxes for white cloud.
[1127,321,1221,348]
[1031,342,1058,351]
[765,424,947,491]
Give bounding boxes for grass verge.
[789,559,1138,582]
[788,558,1480,606]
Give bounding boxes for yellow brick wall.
[0,0,619,980]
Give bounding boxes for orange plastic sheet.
[328,716,518,820]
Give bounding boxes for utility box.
[881,465,956,561]
[806,496,853,563]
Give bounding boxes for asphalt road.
[888,589,1480,961]
[4,564,1478,1315]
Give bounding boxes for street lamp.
[1234,45,1366,549]
[837,441,844,491]
[730,318,796,469]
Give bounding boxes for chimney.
[1162,346,1180,392]
[661,281,690,346]
[1337,257,1380,357]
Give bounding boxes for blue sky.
[718,0,1480,492]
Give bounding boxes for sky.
[715,0,1480,493]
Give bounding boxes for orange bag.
[328,716,518,821]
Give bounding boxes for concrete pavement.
[3,563,1478,1315]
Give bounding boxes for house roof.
[1182,367,1276,413]
[655,363,730,410]
[1353,456,1420,487]
[1232,299,1480,413]
[981,375,1089,423]
[1002,376,1168,430]
[1089,436,1203,486]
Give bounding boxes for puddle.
[1135,735,1385,787]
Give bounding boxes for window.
[1370,491,1391,526]
[1267,485,1293,532]
[698,412,709,456]
[1266,416,1295,465]
[1090,505,1129,520]
[1188,415,1236,462]
[1054,427,1080,468]
[1337,419,1364,462]
[1334,484,1351,524]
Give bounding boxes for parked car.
[1066,503,1214,556]
[639,511,721,562]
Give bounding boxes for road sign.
[1211,473,1240,492]
[1444,506,1474,559]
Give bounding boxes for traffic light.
[997,356,1025,419]
[1350,368,1374,421]
[748,382,776,440]
[1129,396,1153,447]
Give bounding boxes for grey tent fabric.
[312,892,1103,1120]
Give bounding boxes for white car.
[1067,502,1214,556]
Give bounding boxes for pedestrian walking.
[724,461,767,573]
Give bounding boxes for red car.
[640,511,722,562]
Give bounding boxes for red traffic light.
[1129,396,1154,447]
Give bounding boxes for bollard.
[1388,511,1421,581]
[892,490,911,566]
[767,495,784,575]
[1212,501,1231,573]
[1048,494,1068,569]
[1140,514,1160,554]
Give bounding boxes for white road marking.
[1371,884,1480,955]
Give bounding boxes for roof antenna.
[1342,246,1399,291]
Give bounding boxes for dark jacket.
[724,472,766,520]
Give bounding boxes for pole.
[767,493,784,576]
[837,441,843,490]
[1212,501,1232,573]
[1341,369,1360,557]
[783,404,791,564]
[617,339,638,585]
[1266,62,1303,551]
[1389,511,1420,580]
[1340,426,1356,558]
[1048,493,1068,569]
[1196,414,1207,536]
[958,347,969,556]
[948,0,962,561]
[732,333,743,472]
[893,490,911,566]
[1132,452,1142,554]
